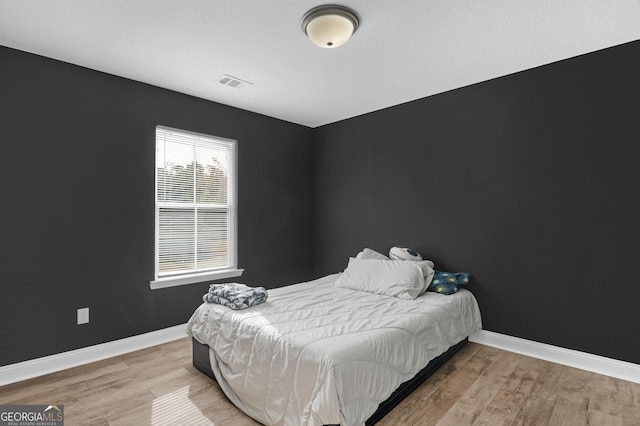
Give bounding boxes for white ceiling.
[1,1,639,128]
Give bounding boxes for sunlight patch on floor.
[151,386,213,426]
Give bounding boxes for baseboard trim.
[3,327,639,387]
[469,330,640,384]
[0,324,188,386]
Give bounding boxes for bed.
[186,258,482,426]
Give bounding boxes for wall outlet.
[77,307,89,325]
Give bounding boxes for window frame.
[150,125,243,290]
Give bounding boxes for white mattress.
[186,273,482,426]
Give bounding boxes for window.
[150,126,242,289]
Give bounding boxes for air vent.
[216,74,253,90]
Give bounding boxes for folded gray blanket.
[203,283,268,310]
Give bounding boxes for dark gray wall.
[312,40,640,364]
[0,46,313,366]
[3,39,640,369]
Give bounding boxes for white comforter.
[186,273,482,426]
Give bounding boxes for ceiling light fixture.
[302,5,359,48]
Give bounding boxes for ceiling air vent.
[216,74,253,90]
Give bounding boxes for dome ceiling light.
[302,5,359,48]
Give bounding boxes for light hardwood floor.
[1,338,639,425]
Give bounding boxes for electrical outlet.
[77,307,89,325]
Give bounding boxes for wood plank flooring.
[1,338,639,425]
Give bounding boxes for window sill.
[149,268,244,290]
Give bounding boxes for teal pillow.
[427,270,471,295]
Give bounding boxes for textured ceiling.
[1,0,639,128]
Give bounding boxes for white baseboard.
[3,326,638,387]
[0,324,188,386]
[469,330,640,384]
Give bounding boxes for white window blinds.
[154,126,238,284]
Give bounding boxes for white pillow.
[355,248,390,260]
[335,258,426,300]
[353,248,434,291]
[389,246,423,261]
[414,260,435,292]
[354,249,434,283]
[412,259,435,276]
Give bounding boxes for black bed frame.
[192,337,468,425]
